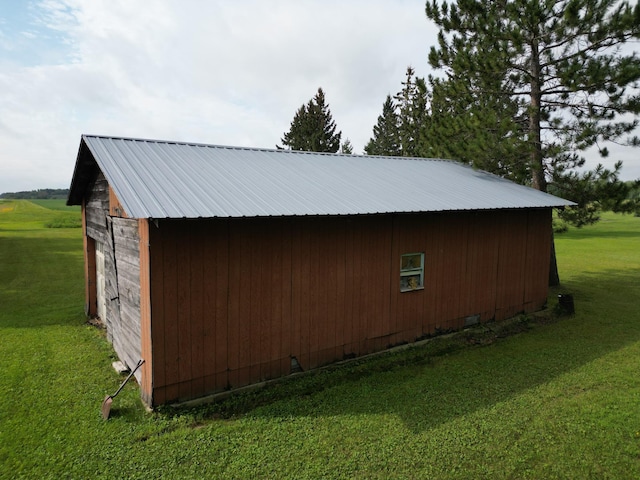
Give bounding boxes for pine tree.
[340,138,354,154]
[549,161,640,226]
[364,95,401,156]
[424,69,529,182]
[426,0,640,284]
[394,66,429,157]
[425,0,640,192]
[280,87,342,153]
[365,68,430,157]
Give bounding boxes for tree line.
[279,0,640,238]
[0,188,70,199]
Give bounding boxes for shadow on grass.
[105,405,142,421]
[180,267,640,435]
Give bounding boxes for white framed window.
[400,252,424,292]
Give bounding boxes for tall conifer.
[425,0,640,192]
[394,67,429,157]
[365,95,401,156]
[280,88,342,153]
[425,0,640,284]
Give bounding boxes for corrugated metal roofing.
[70,134,575,219]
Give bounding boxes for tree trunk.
[529,39,546,193]
[529,36,558,286]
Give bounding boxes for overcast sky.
[0,0,638,195]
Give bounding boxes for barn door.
[95,241,107,321]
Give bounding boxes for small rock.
[112,361,130,374]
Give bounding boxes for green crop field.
[28,199,81,212]
[1,200,639,479]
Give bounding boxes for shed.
[68,134,574,407]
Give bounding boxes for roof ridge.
[80,134,457,162]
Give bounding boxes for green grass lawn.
[1,201,639,479]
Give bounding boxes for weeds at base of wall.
[86,316,106,330]
[163,301,566,424]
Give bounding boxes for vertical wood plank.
[138,219,153,405]
[307,219,320,369]
[342,218,355,356]
[109,188,128,218]
[149,220,166,404]
[350,218,364,355]
[226,219,242,387]
[215,219,230,389]
[290,220,302,368]
[334,218,347,357]
[162,222,180,402]
[298,219,312,370]
[523,209,552,310]
[463,213,480,321]
[279,218,292,373]
[387,216,400,343]
[268,218,284,379]
[189,221,205,397]
[248,221,262,383]
[201,221,216,392]
[176,223,192,400]
[380,216,394,341]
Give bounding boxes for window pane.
[400,252,424,292]
[401,253,422,271]
[400,274,422,291]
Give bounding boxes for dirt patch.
[87,316,105,329]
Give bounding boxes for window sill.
[400,287,424,293]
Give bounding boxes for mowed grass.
[28,199,81,212]
[1,201,639,479]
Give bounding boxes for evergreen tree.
[549,161,640,226]
[424,69,529,182]
[340,138,354,154]
[364,95,401,156]
[280,87,342,153]
[365,68,430,157]
[394,66,430,157]
[426,0,640,284]
[425,0,640,193]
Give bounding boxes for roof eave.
[67,136,97,206]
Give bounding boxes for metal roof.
[68,134,575,219]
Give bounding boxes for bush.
[553,217,569,234]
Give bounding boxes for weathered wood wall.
[84,173,109,244]
[109,216,142,372]
[84,172,142,374]
[147,208,552,405]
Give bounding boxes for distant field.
[28,198,81,211]
[1,201,639,479]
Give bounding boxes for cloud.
[0,0,439,193]
[1,0,638,194]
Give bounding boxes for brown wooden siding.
[139,219,152,404]
[109,189,128,218]
[147,208,552,405]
